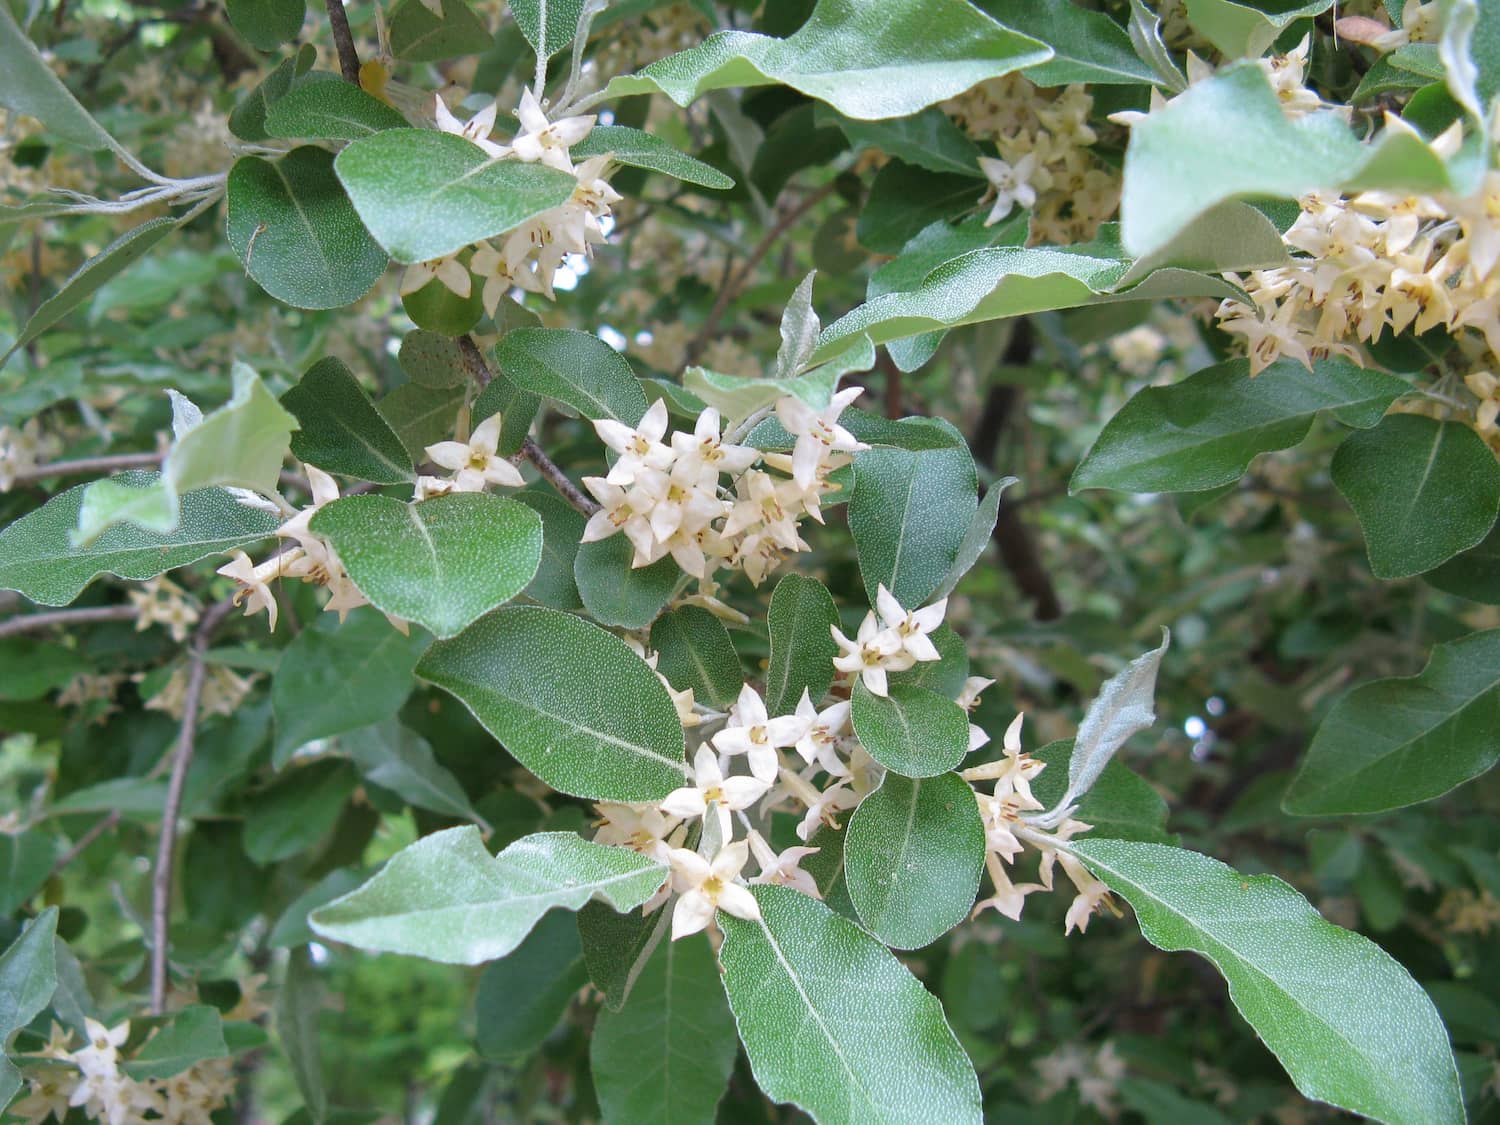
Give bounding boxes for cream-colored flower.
[424,413,526,491]
[665,841,761,939]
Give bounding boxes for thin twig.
[149,598,233,1015]
[687,180,839,365]
[9,451,163,486]
[0,605,137,640]
[521,437,600,515]
[456,336,600,516]
[325,0,361,83]
[47,812,121,881]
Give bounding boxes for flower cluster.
[10,1018,235,1125]
[217,465,395,632]
[139,661,258,722]
[402,88,619,312]
[943,76,1118,244]
[582,389,869,598]
[415,412,525,500]
[592,587,1113,944]
[962,715,1113,934]
[0,419,60,492]
[128,576,200,642]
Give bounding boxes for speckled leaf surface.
[1182,0,1331,58]
[311,494,542,638]
[1074,840,1463,1125]
[282,357,414,484]
[598,0,1049,121]
[849,438,977,608]
[574,534,678,629]
[850,683,970,778]
[591,933,737,1124]
[0,474,277,605]
[572,125,735,189]
[1332,414,1500,579]
[1285,628,1500,815]
[335,131,576,264]
[649,604,742,711]
[764,573,839,716]
[263,75,408,140]
[845,772,984,949]
[497,328,649,425]
[309,827,666,965]
[417,605,689,800]
[718,885,982,1125]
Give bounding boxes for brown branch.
[0,604,137,639]
[150,597,234,1015]
[687,180,840,365]
[324,0,361,83]
[456,335,600,516]
[9,451,162,486]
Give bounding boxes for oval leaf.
[849,682,970,778]
[497,328,649,425]
[764,573,840,716]
[845,771,985,948]
[309,826,667,965]
[312,493,543,638]
[572,124,735,189]
[335,130,577,264]
[281,356,414,484]
[718,884,982,1125]
[649,604,743,711]
[1074,840,1464,1125]
[264,74,409,140]
[1284,628,1500,815]
[417,605,689,800]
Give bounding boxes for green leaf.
[509,0,588,59]
[398,330,469,388]
[475,909,589,1060]
[820,106,983,178]
[764,573,840,716]
[282,357,414,484]
[886,624,970,699]
[311,494,543,638]
[269,868,368,949]
[1121,63,1458,259]
[850,682,971,778]
[933,477,1014,598]
[591,933,737,1125]
[2,216,180,367]
[574,535,679,630]
[277,948,327,1123]
[335,131,577,264]
[0,474,278,606]
[0,907,57,1036]
[346,719,487,826]
[1284,629,1500,815]
[856,161,985,255]
[76,366,298,543]
[1031,740,1174,844]
[845,772,985,949]
[1182,0,1331,57]
[718,885,981,1125]
[244,760,357,864]
[649,605,742,711]
[472,369,541,458]
[1073,840,1464,1125]
[1441,0,1500,123]
[417,606,690,800]
[0,831,59,916]
[378,382,466,461]
[1072,357,1409,494]
[1331,414,1500,579]
[227,147,390,310]
[264,75,409,140]
[226,0,304,50]
[309,827,667,965]
[514,490,584,610]
[814,234,1239,365]
[577,899,669,1013]
[0,3,121,150]
[682,358,851,424]
[1425,523,1500,604]
[983,0,1159,84]
[122,1006,229,1081]
[572,125,735,189]
[496,328,649,425]
[229,46,315,142]
[389,0,492,61]
[598,0,1049,121]
[849,437,977,608]
[272,609,431,761]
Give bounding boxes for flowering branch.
[0,604,137,639]
[149,596,234,1014]
[455,335,601,516]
